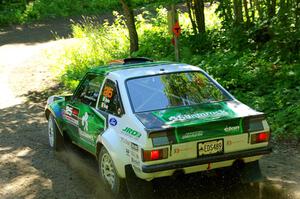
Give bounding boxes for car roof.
[88,61,202,80]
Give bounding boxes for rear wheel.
[238,160,263,183]
[48,114,64,151]
[98,147,127,198]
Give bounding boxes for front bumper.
[142,146,272,173]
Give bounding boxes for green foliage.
[188,51,300,140]
[52,4,300,140]
[134,8,174,59]
[54,13,130,90]
[0,0,150,26]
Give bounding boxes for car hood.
[135,100,262,131]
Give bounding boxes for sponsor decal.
[181,130,204,140]
[126,149,130,156]
[52,105,62,118]
[78,129,94,145]
[63,105,79,126]
[224,126,240,132]
[130,151,139,159]
[100,96,110,110]
[226,139,243,146]
[174,148,180,154]
[174,147,194,154]
[131,143,138,151]
[174,117,242,143]
[168,110,229,122]
[82,112,89,132]
[227,140,232,145]
[109,118,117,126]
[121,127,142,139]
[120,137,130,146]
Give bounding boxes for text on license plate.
[198,139,223,156]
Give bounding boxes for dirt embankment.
[0,20,300,199]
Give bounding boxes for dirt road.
[0,23,112,199]
[0,21,300,199]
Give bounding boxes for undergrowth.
[52,6,300,141]
[0,0,150,26]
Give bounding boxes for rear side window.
[98,79,123,116]
[74,74,104,107]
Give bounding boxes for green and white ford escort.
[45,58,272,196]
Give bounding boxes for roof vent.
[123,57,153,65]
[109,57,153,65]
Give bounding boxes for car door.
[64,73,106,154]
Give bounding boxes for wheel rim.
[48,117,54,147]
[101,153,116,190]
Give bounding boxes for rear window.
[126,71,229,113]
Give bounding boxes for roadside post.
[168,4,181,62]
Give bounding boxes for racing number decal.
[101,86,114,110]
[103,86,113,99]
[63,105,79,126]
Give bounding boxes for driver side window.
[74,74,104,107]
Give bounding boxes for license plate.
[198,139,224,156]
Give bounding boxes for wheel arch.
[96,131,127,179]
[47,109,64,137]
[96,142,104,160]
[45,108,51,120]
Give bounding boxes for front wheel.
[48,114,64,151]
[98,147,127,198]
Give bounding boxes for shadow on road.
[0,84,112,198]
[151,172,294,199]
[0,19,72,46]
[0,13,115,46]
[0,86,298,199]
[0,100,110,198]
[60,142,296,199]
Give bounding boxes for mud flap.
[239,160,263,184]
[125,165,155,199]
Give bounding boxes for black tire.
[48,114,64,151]
[239,160,263,183]
[98,147,128,198]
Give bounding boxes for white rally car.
[45,58,272,197]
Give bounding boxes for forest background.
[1,0,299,140]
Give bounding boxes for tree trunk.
[233,0,244,24]
[243,0,251,24]
[186,0,198,34]
[226,0,234,22]
[219,0,233,23]
[254,0,263,19]
[170,4,180,61]
[250,0,255,21]
[271,0,276,17]
[119,0,139,54]
[296,0,300,29]
[279,0,287,20]
[194,0,206,33]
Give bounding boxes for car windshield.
[126,71,229,112]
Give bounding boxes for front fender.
[97,129,127,178]
[45,96,66,136]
